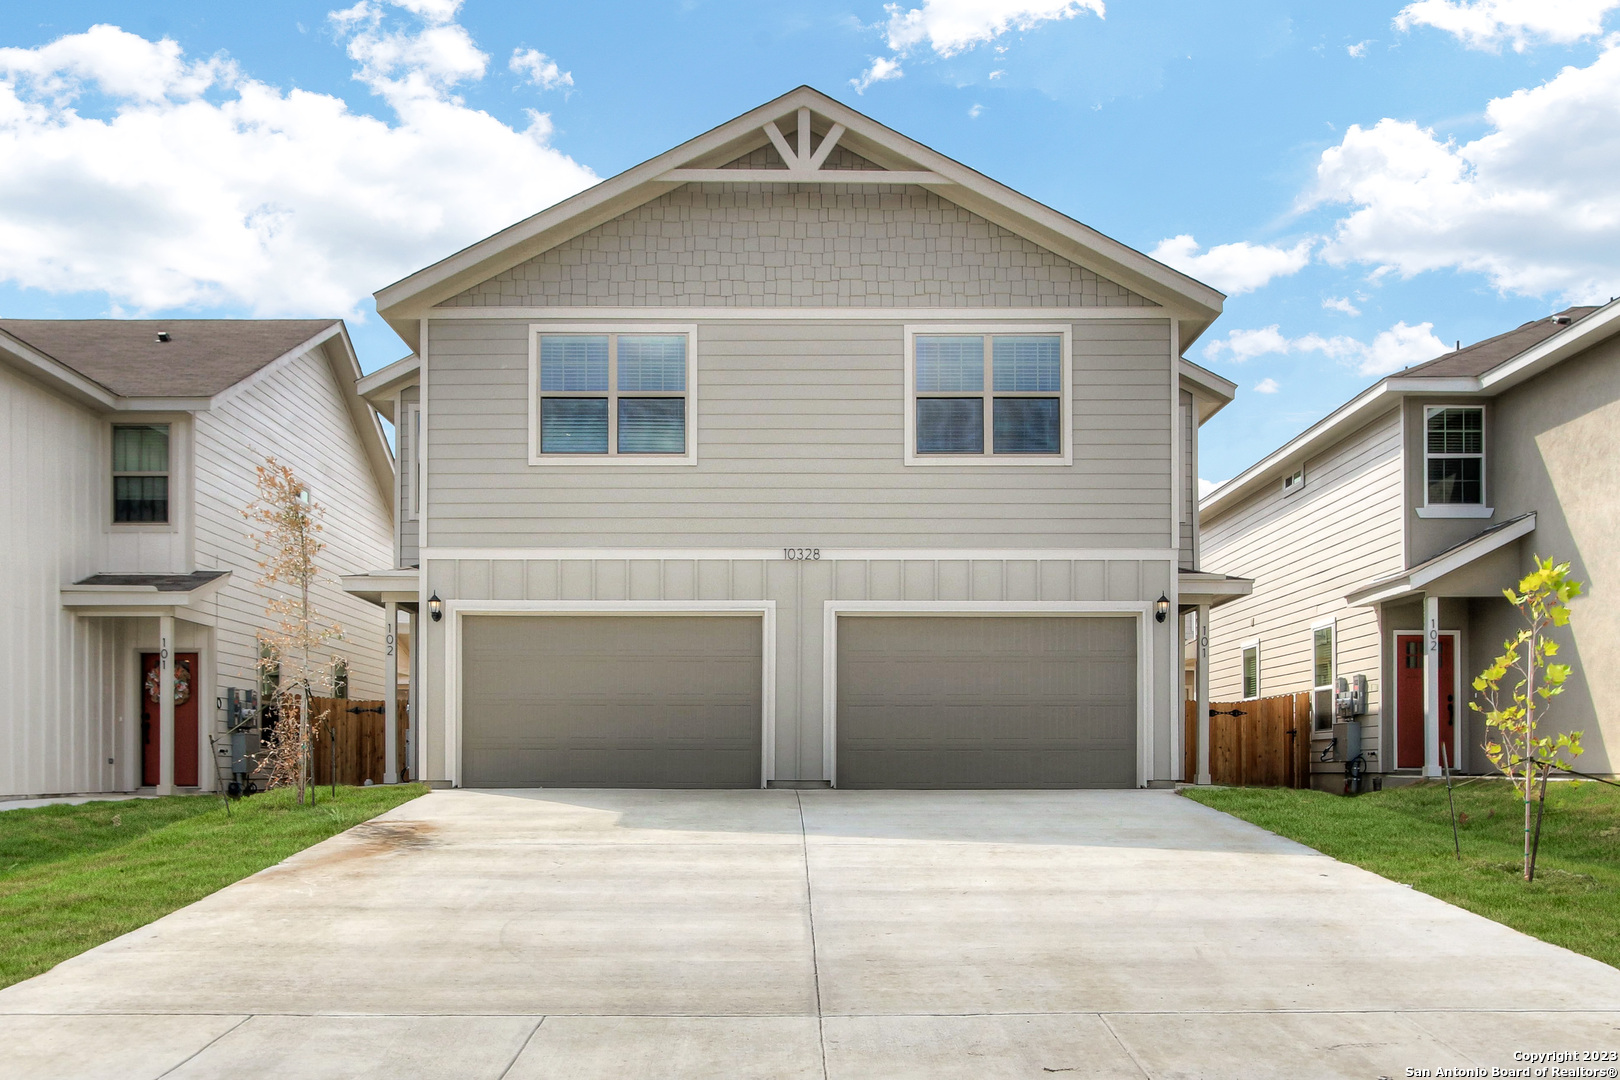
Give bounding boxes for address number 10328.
[783,548,821,561]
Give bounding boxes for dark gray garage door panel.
[836,616,1136,789]
[461,615,762,788]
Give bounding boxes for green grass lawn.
[1182,779,1620,968]
[0,784,425,989]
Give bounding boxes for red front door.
[1396,634,1455,769]
[141,652,200,787]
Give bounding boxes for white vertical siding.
[1201,409,1405,765]
[192,345,395,738]
[0,365,121,797]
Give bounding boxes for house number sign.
[783,548,821,561]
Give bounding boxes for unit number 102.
[783,548,821,561]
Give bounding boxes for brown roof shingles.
[1399,306,1600,379]
[0,319,338,398]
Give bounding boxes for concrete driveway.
[4,789,1618,1079]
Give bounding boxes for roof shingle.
[0,319,338,398]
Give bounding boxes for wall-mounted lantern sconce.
[1155,594,1170,623]
[428,592,443,622]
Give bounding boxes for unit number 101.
[783,548,821,561]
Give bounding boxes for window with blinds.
[112,424,170,523]
[907,328,1069,462]
[1242,642,1260,700]
[534,330,694,461]
[1425,406,1484,505]
[1312,623,1335,732]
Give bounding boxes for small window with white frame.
[528,326,697,464]
[112,423,170,524]
[1311,621,1335,731]
[1241,640,1260,700]
[1424,406,1484,505]
[1283,466,1304,495]
[904,326,1073,465]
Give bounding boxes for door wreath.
[145,659,193,707]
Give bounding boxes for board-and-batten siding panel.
[0,363,121,797]
[398,385,420,568]
[424,318,1173,548]
[192,347,394,717]
[1201,409,1404,762]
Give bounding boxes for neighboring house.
[343,86,1249,791]
[0,319,396,798]
[1201,303,1620,786]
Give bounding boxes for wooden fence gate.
[308,697,410,787]
[1184,691,1311,788]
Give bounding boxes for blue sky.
[2,1,1617,485]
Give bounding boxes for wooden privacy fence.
[307,697,410,787]
[1184,691,1311,788]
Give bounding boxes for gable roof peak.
[374,87,1224,349]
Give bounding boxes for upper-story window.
[112,423,169,523]
[1425,406,1484,505]
[529,327,697,465]
[1283,467,1304,495]
[904,326,1073,465]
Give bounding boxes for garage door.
[836,616,1136,789]
[461,615,762,787]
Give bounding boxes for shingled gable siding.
[435,182,1157,310]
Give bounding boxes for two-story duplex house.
[1201,303,1620,786]
[0,319,396,799]
[343,87,1247,790]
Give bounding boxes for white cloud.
[968,102,983,117]
[1149,234,1313,295]
[509,48,572,90]
[851,54,904,92]
[1347,40,1371,57]
[1197,477,1223,498]
[1253,378,1281,393]
[1394,0,1620,52]
[1323,296,1362,315]
[1204,321,1447,376]
[1306,40,1620,303]
[988,68,1005,78]
[0,6,597,317]
[883,0,1105,57]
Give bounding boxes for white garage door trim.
[444,599,777,788]
[822,600,1154,788]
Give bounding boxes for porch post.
[1423,594,1442,778]
[1196,603,1212,786]
[157,614,176,795]
[383,601,399,785]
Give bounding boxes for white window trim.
[1311,618,1336,732]
[440,599,776,788]
[1419,404,1490,514]
[401,402,421,521]
[526,323,699,466]
[109,419,178,532]
[822,600,1154,788]
[1282,466,1305,497]
[1240,638,1261,701]
[902,323,1074,467]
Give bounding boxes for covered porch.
[1180,569,1255,785]
[340,569,420,785]
[1347,513,1536,777]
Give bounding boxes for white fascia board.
[377,87,1224,334]
[1479,299,1620,393]
[1346,513,1536,607]
[357,353,420,405]
[1178,357,1236,422]
[0,330,119,410]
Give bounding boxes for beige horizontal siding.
[1201,409,1404,762]
[423,318,1174,548]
